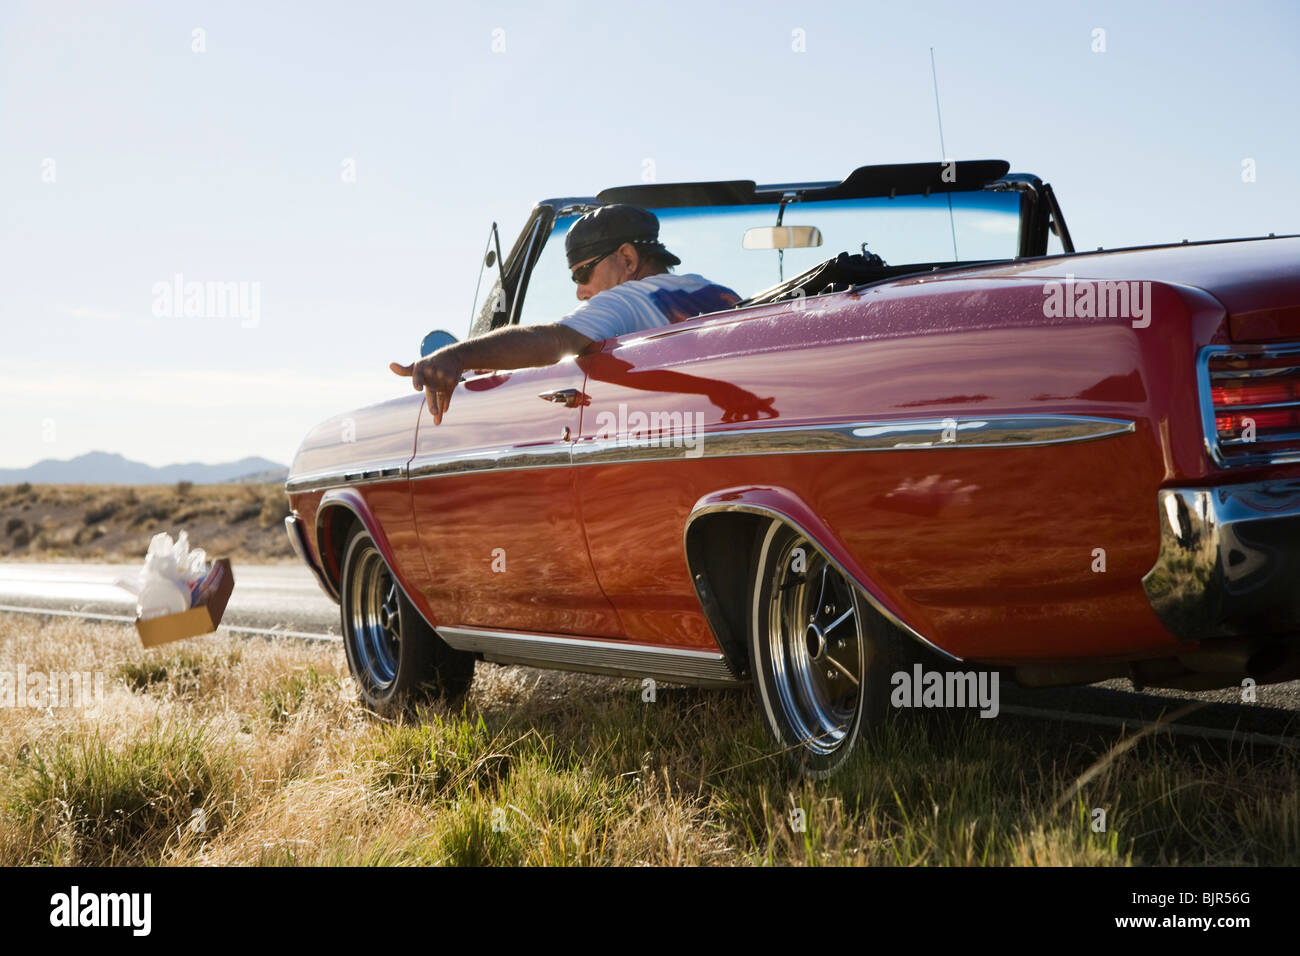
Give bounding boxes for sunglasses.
[570,249,614,285]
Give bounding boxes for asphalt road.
[2,560,1298,744]
[0,561,340,639]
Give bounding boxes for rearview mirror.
[743,225,823,250]
[420,329,458,357]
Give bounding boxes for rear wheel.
[340,525,474,715]
[748,519,911,778]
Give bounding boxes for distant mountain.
[0,451,289,485]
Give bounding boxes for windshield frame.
[466,171,1067,340]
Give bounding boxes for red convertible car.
[285,160,1300,776]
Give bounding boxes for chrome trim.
[284,514,339,602]
[508,215,548,326]
[1213,399,1300,413]
[285,458,410,494]
[757,522,865,756]
[408,442,572,479]
[343,538,403,690]
[296,416,1135,488]
[435,625,742,686]
[572,415,1133,466]
[553,201,602,217]
[403,415,1135,481]
[1142,479,1300,641]
[1198,344,1300,468]
[683,503,962,663]
[1221,429,1300,447]
[537,388,587,408]
[1210,365,1300,380]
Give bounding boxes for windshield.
[517,190,1022,327]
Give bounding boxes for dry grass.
[1,611,1297,866]
[0,483,293,564]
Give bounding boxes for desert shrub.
[258,490,291,528]
[131,502,170,527]
[229,500,262,523]
[83,501,119,525]
[73,525,106,546]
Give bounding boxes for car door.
[407,358,625,638]
[570,316,784,651]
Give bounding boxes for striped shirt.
[557,273,740,342]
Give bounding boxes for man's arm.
[389,322,595,424]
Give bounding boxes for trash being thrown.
[115,531,209,620]
[115,532,235,648]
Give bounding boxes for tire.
[747,519,913,778]
[339,525,474,716]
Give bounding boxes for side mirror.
[742,225,823,250]
[420,329,458,357]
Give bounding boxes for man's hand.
[389,323,595,425]
[389,348,464,424]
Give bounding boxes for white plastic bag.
[115,531,210,620]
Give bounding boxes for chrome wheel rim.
[346,543,401,689]
[766,535,863,755]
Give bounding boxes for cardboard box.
[135,558,235,648]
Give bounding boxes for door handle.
[537,388,589,408]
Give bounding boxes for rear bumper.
[284,514,339,602]
[1143,478,1300,641]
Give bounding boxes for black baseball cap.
[565,203,681,268]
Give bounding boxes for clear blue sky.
[2,0,1297,469]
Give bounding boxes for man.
[390,204,739,424]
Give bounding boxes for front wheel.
[748,520,910,778]
[340,525,474,716]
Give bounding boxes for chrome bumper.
[284,514,339,602]
[1143,478,1300,641]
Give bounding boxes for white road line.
[0,603,134,623]
[0,603,339,642]
[0,578,320,591]
[221,624,340,642]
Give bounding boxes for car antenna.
[930,48,959,262]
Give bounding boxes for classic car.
[284,159,1300,777]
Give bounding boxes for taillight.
[1202,346,1300,466]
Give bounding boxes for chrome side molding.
[288,415,1135,489]
[401,414,1136,482]
[408,442,572,480]
[285,459,409,494]
[435,625,743,686]
[571,414,1134,467]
